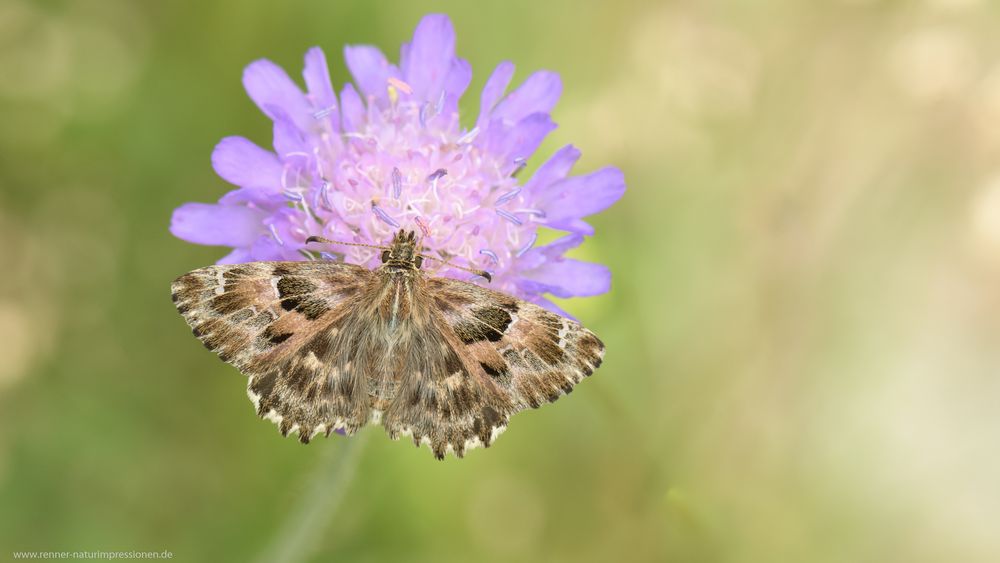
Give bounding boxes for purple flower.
[170,14,625,314]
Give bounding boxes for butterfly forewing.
[172,261,375,439]
[382,277,604,458]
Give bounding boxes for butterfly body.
[172,230,604,459]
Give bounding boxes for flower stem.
[255,431,369,563]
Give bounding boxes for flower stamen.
[269,224,284,246]
[371,201,401,227]
[495,187,521,206]
[414,216,431,237]
[387,77,413,95]
[516,233,538,257]
[418,102,430,128]
[435,90,445,115]
[313,106,337,120]
[392,167,403,198]
[511,157,528,177]
[426,168,448,182]
[496,209,523,225]
[479,249,500,263]
[456,127,479,145]
[514,208,547,218]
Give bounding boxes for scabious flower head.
[170,14,625,315]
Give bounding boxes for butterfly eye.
[414,256,423,269]
[381,250,391,263]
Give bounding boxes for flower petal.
[302,46,339,131]
[217,246,254,265]
[250,234,301,261]
[518,233,583,270]
[339,83,365,132]
[492,71,562,125]
[527,295,575,319]
[242,59,312,131]
[212,137,284,193]
[170,203,263,247]
[482,113,557,165]
[443,57,472,109]
[524,144,581,194]
[524,258,611,297]
[539,167,626,226]
[303,47,336,108]
[271,109,308,158]
[344,45,397,99]
[402,14,456,101]
[477,61,515,129]
[218,187,283,208]
[549,218,595,235]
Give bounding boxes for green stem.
[256,431,369,563]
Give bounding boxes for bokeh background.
[3,0,1000,561]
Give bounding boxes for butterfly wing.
[171,261,376,441]
[381,276,605,459]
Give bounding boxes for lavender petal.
[170,203,263,247]
[492,70,562,125]
[339,83,365,132]
[343,45,399,100]
[538,167,626,226]
[271,108,308,157]
[242,59,313,132]
[402,14,457,101]
[216,246,255,265]
[524,144,581,194]
[302,47,340,131]
[212,136,284,191]
[477,61,515,129]
[482,112,557,162]
[523,258,611,298]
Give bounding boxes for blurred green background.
[3,0,1000,561]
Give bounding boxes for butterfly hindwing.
[380,317,516,459]
[171,261,375,441]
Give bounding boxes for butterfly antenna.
[418,253,492,282]
[305,236,390,251]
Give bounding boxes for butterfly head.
[382,229,423,270]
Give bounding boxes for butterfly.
[171,229,604,459]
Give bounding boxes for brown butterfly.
[171,229,604,459]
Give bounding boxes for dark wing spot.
[277,276,318,297]
[251,371,279,413]
[476,406,504,444]
[454,307,513,344]
[336,377,355,399]
[482,406,501,427]
[224,265,256,280]
[480,360,509,379]
[211,292,249,315]
[304,331,333,359]
[281,295,330,320]
[285,362,313,392]
[336,284,359,298]
[533,338,565,365]
[444,349,464,375]
[297,298,330,320]
[261,326,292,346]
[229,309,254,323]
[248,309,276,329]
[280,296,301,311]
